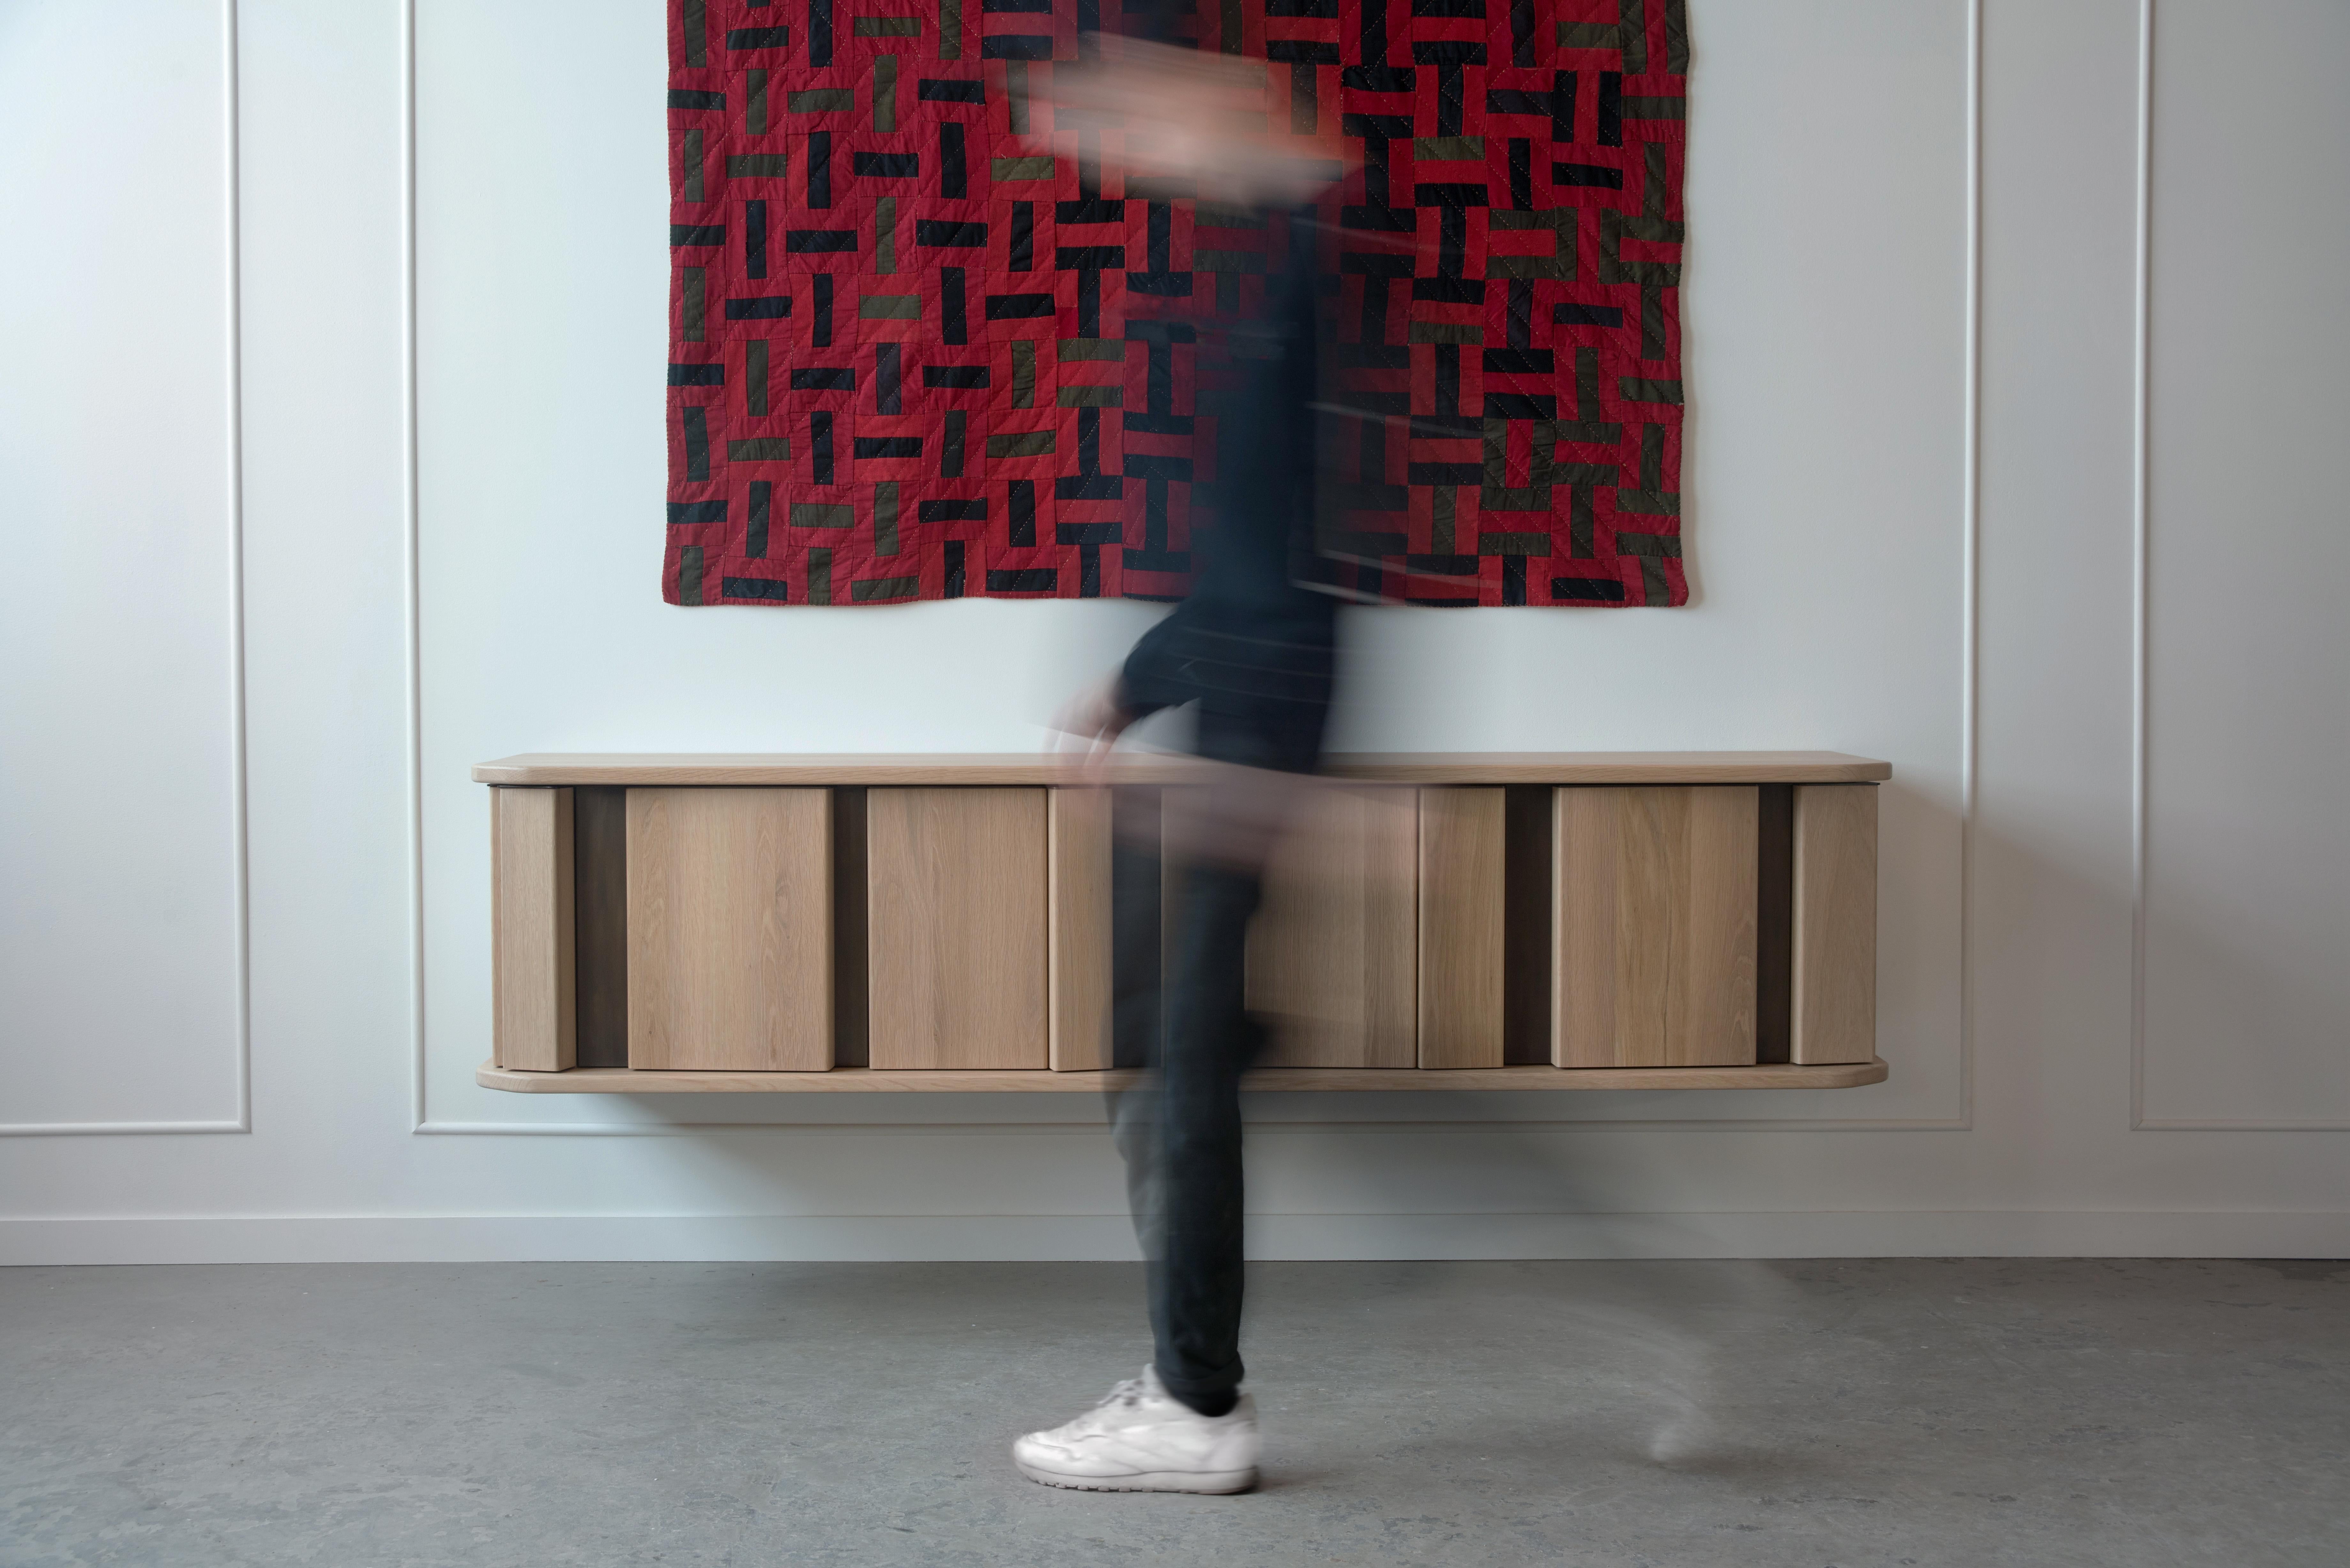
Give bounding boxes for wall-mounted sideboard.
[472,754,1890,1094]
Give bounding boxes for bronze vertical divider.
[571,786,630,1069]
[1754,783,1795,1064]
[830,786,870,1067]
[1501,783,1555,1065]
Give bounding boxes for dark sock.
[1177,1388,1238,1418]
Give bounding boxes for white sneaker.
[1012,1367,1260,1494]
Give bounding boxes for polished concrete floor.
[2,1257,2344,1566]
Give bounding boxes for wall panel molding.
[0,0,251,1139]
[2128,0,2153,1129]
[2130,0,2350,1130]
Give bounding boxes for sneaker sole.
[1016,1459,1258,1495]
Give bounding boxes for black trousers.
[1108,833,1267,1417]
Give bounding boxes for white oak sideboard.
[474,753,1889,1093]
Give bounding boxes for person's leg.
[1016,787,1316,1492]
[1105,776,1271,1417]
[1141,857,1264,1416]
[1021,829,1265,1494]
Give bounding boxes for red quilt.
[665,0,1686,607]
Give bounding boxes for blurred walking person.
[1013,34,1349,1495]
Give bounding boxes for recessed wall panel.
[0,0,244,1127]
[2140,0,2350,1124]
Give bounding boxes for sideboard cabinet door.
[492,787,575,1072]
[626,787,833,1070]
[1244,783,1420,1068]
[1555,785,1759,1068]
[1417,786,1507,1068]
[868,787,1049,1069]
[1791,783,1877,1065]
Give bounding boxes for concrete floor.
[2,1259,2343,1567]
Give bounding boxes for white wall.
[3,0,2344,1263]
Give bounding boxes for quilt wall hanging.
[664,0,1686,607]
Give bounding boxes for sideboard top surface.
[472,752,1894,787]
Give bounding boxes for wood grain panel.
[1792,784,1878,1065]
[1554,786,1759,1068]
[1555,788,1621,1065]
[868,787,1048,1069]
[478,1058,1889,1094]
[474,751,1895,787]
[1417,787,1506,1068]
[1049,786,1114,1071]
[625,788,832,1071]
[1247,784,1419,1068]
[492,788,575,1072]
